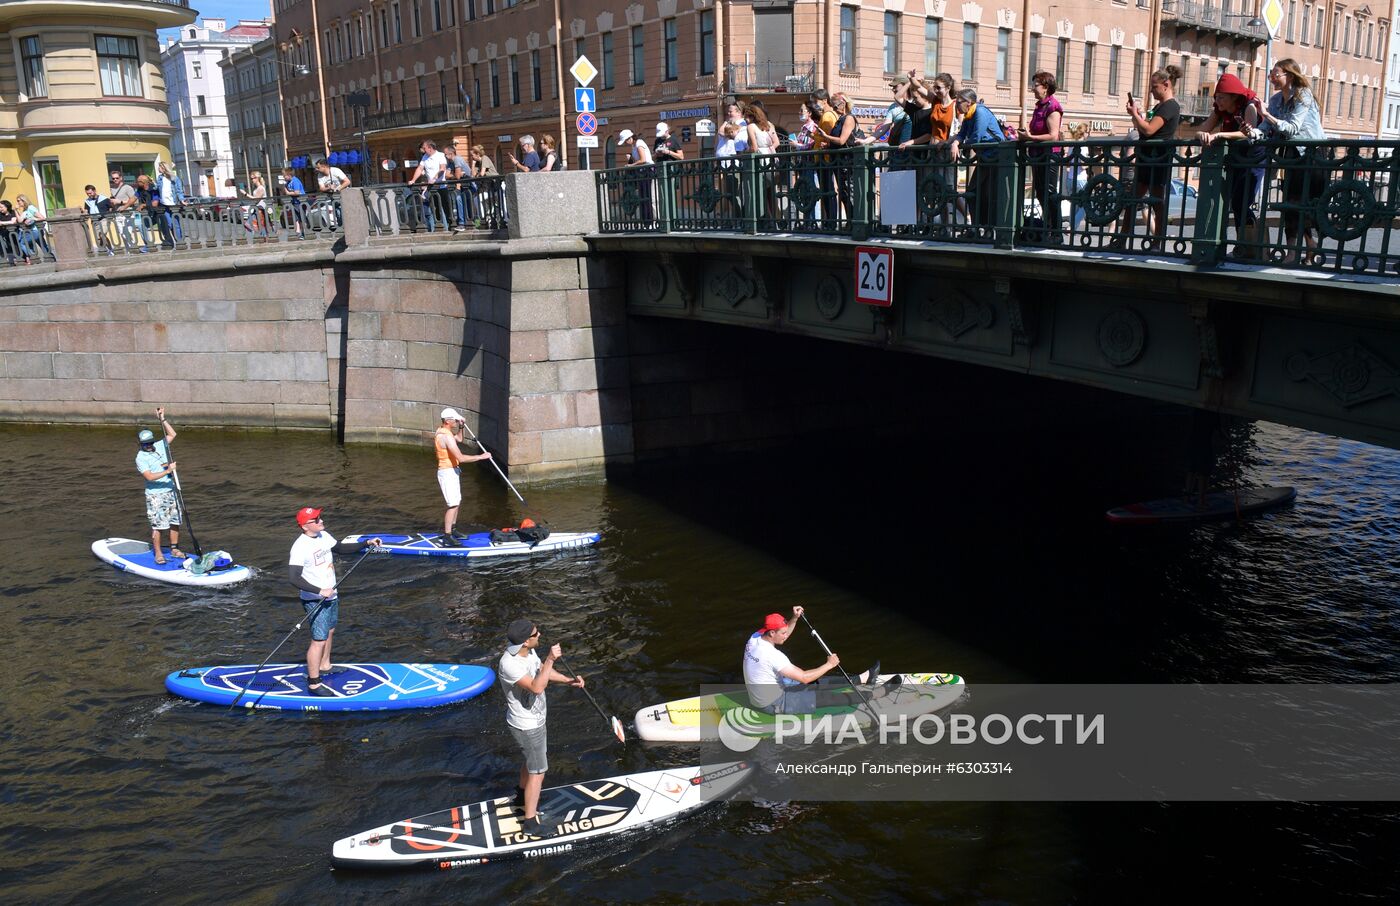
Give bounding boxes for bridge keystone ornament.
[1285,344,1399,408]
[814,275,845,320]
[1097,307,1147,367]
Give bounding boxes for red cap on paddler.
[760,613,788,634]
[296,506,322,526]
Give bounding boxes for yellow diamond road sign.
[1262,0,1285,37]
[570,55,597,87]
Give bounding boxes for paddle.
[226,547,376,712]
[557,654,626,744]
[158,416,203,559]
[458,418,526,505]
[799,612,882,728]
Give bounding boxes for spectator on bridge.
[715,101,749,221]
[1112,64,1182,252]
[0,200,20,264]
[237,171,271,238]
[132,176,159,251]
[808,91,839,223]
[507,135,542,172]
[1061,122,1091,234]
[315,158,352,192]
[82,185,115,256]
[448,140,473,228]
[109,170,139,251]
[408,139,451,232]
[539,135,564,171]
[1258,58,1326,265]
[618,129,655,222]
[948,88,1005,229]
[155,161,183,246]
[743,102,779,222]
[1198,73,1267,260]
[281,166,307,238]
[654,122,684,163]
[469,144,500,227]
[1021,71,1064,244]
[815,93,859,223]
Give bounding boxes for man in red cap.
[742,605,882,714]
[287,507,381,696]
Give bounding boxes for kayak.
[634,673,967,743]
[92,537,252,587]
[341,530,600,559]
[165,662,495,712]
[1106,486,1297,525]
[331,761,752,871]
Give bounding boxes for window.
[196,95,206,115]
[631,25,644,85]
[96,35,142,96]
[412,0,422,38]
[1315,9,1324,47]
[840,7,856,71]
[433,0,442,31]
[489,59,499,106]
[200,131,211,153]
[1301,3,1310,43]
[1286,1,1296,41]
[192,59,202,79]
[1055,37,1068,88]
[1028,33,1039,85]
[465,0,475,20]
[1332,12,1340,51]
[884,13,900,74]
[1108,44,1120,97]
[602,32,615,89]
[509,55,519,104]
[393,2,402,43]
[962,23,976,80]
[1342,16,1350,53]
[380,9,390,46]
[925,18,940,75]
[1366,22,1373,57]
[664,19,678,80]
[700,10,715,75]
[1348,82,1355,118]
[531,49,542,101]
[20,36,46,98]
[1082,43,1095,93]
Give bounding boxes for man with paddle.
[287,507,381,697]
[499,618,591,833]
[134,407,182,564]
[743,606,888,715]
[434,408,492,546]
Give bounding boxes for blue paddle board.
[165,663,495,712]
[92,537,252,587]
[343,530,600,559]
[1106,486,1297,525]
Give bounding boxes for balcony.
[0,0,194,28]
[364,102,468,133]
[1178,94,1218,118]
[726,60,817,95]
[1161,0,1268,42]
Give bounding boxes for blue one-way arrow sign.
[574,87,596,113]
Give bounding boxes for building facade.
[162,17,270,198]
[1383,0,1400,138]
[0,0,195,214]
[270,0,1393,179]
[220,35,289,189]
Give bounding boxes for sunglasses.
[530,628,541,638]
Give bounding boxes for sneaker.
[307,682,337,697]
[529,812,562,833]
[860,661,881,685]
[322,666,347,676]
[438,534,460,548]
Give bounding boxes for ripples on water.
[0,416,1397,901]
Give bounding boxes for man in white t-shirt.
[742,606,882,714]
[498,618,585,834]
[287,507,381,696]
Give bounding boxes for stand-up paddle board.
[92,537,252,587]
[165,662,495,712]
[331,761,752,871]
[1105,486,1297,525]
[341,531,600,559]
[634,673,966,743]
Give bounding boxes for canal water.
[1,408,1397,902]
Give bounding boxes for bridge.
[0,139,1396,480]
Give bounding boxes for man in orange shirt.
[435,407,492,544]
[808,90,840,222]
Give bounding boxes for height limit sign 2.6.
[854,247,893,307]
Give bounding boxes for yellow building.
[0,0,195,214]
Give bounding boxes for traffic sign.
[576,112,598,136]
[1261,0,1285,36]
[576,135,599,148]
[570,55,597,87]
[575,87,596,113]
[854,247,893,307]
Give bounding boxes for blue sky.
[159,0,274,41]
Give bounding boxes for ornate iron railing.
[82,196,343,259]
[365,102,468,132]
[1161,0,1269,41]
[363,177,508,235]
[595,139,1400,277]
[725,59,818,94]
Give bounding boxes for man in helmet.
[435,407,492,545]
[134,406,181,564]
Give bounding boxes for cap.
[506,618,536,654]
[137,429,156,444]
[889,74,910,87]
[655,122,668,136]
[618,129,634,142]
[295,506,322,526]
[441,407,464,422]
[759,613,788,634]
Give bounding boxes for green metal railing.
[595,139,1400,277]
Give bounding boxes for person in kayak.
[287,507,381,696]
[743,606,887,714]
[135,407,182,564]
[499,618,585,833]
[434,408,492,546]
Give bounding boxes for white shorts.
[437,467,462,507]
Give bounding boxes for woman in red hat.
[1197,72,1268,260]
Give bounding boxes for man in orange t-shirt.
[435,407,492,544]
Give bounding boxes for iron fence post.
[851,145,872,241]
[1191,143,1227,266]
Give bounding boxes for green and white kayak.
[633,673,966,743]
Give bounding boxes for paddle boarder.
[287,507,381,697]
[499,618,585,832]
[135,407,182,564]
[435,408,492,546]
[743,606,885,715]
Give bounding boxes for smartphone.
[1126,92,1135,105]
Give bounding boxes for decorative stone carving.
[505,38,519,55]
[921,291,994,338]
[996,8,1016,28]
[1029,13,1045,32]
[1188,300,1223,380]
[527,32,540,50]
[1083,24,1100,42]
[1285,344,1399,408]
[814,275,846,321]
[961,2,983,24]
[1097,307,1147,367]
[643,261,669,302]
[710,266,756,308]
[626,5,644,26]
[658,0,679,17]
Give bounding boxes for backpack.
[489,519,550,546]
